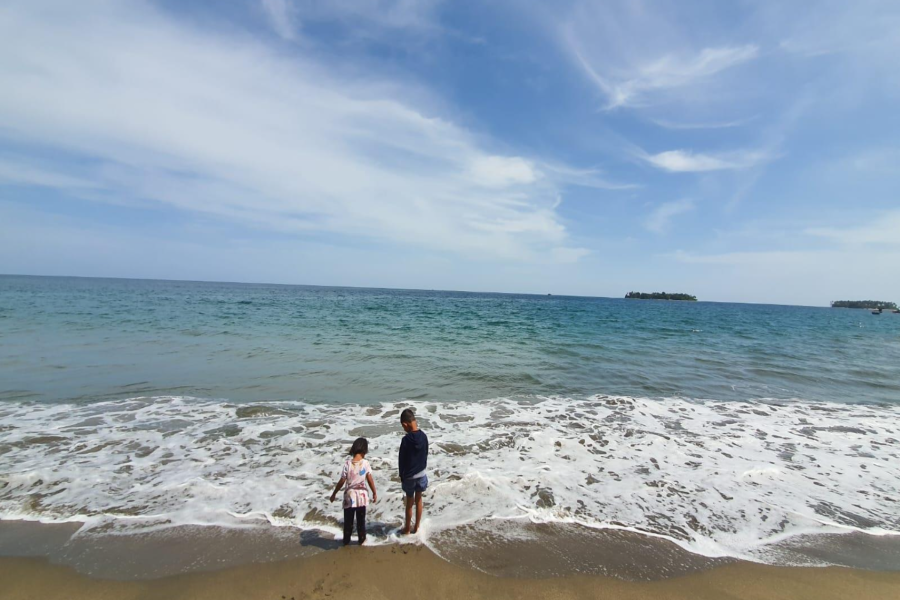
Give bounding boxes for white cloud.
[665,208,900,302]
[260,0,297,40]
[806,210,900,246]
[467,155,539,187]
[536,163,638,191]
[667,248,900,305]
[605,46,758,109]
[557,1,758,110]
[774,1,900,61]
[644,199,694,233]
[651,117,756,130]
[0,0,594,264]
[572,41,758,110]
[550,247,590,263]
[846,148,900,174]
[0,158,97,190]
[642,149,771,173]
[285,0,445,33]
[670,249,813,266]
[0,202,591,294]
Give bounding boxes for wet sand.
[3,543,900,600]
[4,520,737,581]
[3,518,900,595]
[0,521,331,580]
[430,521,900,579]
[430,520,736,580]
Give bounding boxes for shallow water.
[1,275,899,569]
[1,395,897,565]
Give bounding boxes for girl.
[330,437,377,545]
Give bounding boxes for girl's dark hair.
[349,437,368,456]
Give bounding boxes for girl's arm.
[329,477,346,502]
[366,472,377,503]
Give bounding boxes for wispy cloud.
[550,246,590,263]
[666,211,900,303]
[667,247,900,306]
[467,156,539,188]
[645,199,694,233]
[774,1,900,60]
[557,1,759,110]
[538,163,639,191]
[806,210,900,247]
[0,157,97,190]
[570,44,758,110]
[260,0,297,40]
[0,0,595,263]
[651,116,756,130]
[278,0,446,35]
[670,249,818,266]
[640,149,772,173]
[845,148,900,174]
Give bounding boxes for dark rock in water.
[535,487,555,508]
[272,505,295,520]
[201,424,241,438]
[22,435,67,445]
[259,429,289,439]
[437,442,467,456]
[302,508,338,526]
[236,406,294,418]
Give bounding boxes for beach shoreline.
[2,518,899,589]
[3,542,900,600]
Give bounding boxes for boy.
[398,408,428,535]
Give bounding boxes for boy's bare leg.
[412,491,423,534]
[402,496,413,534]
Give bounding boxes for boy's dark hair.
[400,408,416,424]
[349,437,368,456]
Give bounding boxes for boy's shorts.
[401,474,428,497]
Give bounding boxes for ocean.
[1,275,899,577]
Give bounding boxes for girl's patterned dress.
[341,458,370,544]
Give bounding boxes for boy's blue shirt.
[398,429,428,480]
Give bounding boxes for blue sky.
[1,0,898,305]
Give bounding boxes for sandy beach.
[3,543,900,600]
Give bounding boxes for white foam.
[0,395,898,562]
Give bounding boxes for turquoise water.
[2,275,899,405]
[1,275,899,564]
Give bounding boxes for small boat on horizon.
[872,308,883,314]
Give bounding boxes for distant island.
[831,300,898,310]
[625,292,697,301]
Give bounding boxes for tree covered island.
[831,300,897,310]
[625,292,697,301]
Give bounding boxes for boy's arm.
[329,477,346,502]
[366,472,377,503]
[398,436,408,478]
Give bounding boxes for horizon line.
[0,272,834,308]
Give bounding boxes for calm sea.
[1,275,898,566]
[3,275,899,405]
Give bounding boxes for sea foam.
[0,395,897,563]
